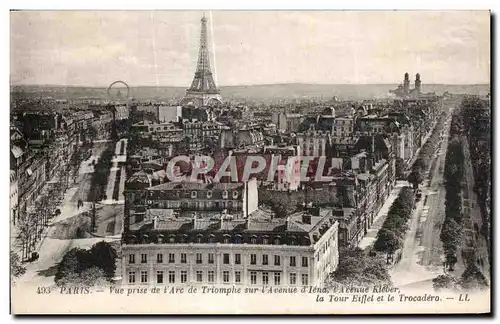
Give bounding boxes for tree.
[460,263,489,291]
[395,158,406,179]
[374,229,401,254]
[90,241,118,280]
[56,266,108,288]
[408,168,424,189]
[54,248,93,284]
[327,248,392,287]
[432,274,460,292]
[440,218,462,254]
[10,251,26,279]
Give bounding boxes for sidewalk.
[358,181,407,250]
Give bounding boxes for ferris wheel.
[107,80,130,101]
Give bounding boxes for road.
[390,106,454,288]
[14,139,126,288]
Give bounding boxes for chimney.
[367,157,373,171]
[360,157,366,172]
[302,213,312,225]
[153,215,159,230]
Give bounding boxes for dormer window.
[207,190,212,199]
[223,235,231,244]
[274,237,281,245]
[169,235,175,243]
[222,190,228,199]
[262,236,269,245]
[191,191,197,199]
[251,236,257,244]
[232,191,238,199]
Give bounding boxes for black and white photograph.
[9,9,491,314]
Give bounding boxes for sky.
[10,10,490,87]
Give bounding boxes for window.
[169,271,175,283]
[262,272,269,285]
[141,271,148,283]
[302,257,309,267]
[301,274,309,286]
[274,255,281,266]
[196,271,203,283]
[232,191,238,199]
[181,253,187,264]
[289,273,297,285]
[262,254,268,265]
[251,254,257,265]
[208,271,215,283]
[181,271,187,283]
[128,271,136,284]
[251,236,257,244]
[157,271,163,284]
[235,271,241,283]
[274,272,281,286]
[250,272,257,285]
[191,191,197,199]
[223,271,230,283]
[235,254,241,265]
[274,237,280,245]
[129,254,135,264]
[290,256,296,267]
[207,190,212,199]
[222,190,228,199]
[141,254,147,264]
[223,253,230,264]
[263,237,269,244]
[157,253,163,263]
[224,235,230,244]
[208,253,214,264]
[169,253,175,263]
[196,253,203,264]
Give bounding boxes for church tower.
[415,73,422,94]
[403,72,410,95]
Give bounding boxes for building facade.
[121,206,339,287]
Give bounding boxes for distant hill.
[11,83,490,102]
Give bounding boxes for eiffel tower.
[182,14,223,108]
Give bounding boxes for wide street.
[390,104,454,289]
[13,139,127,288]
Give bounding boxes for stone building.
[121,205,339,287]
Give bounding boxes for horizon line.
[10,82,491,88]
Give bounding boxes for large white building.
[121,175,339,287]
[121,207,339,287]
